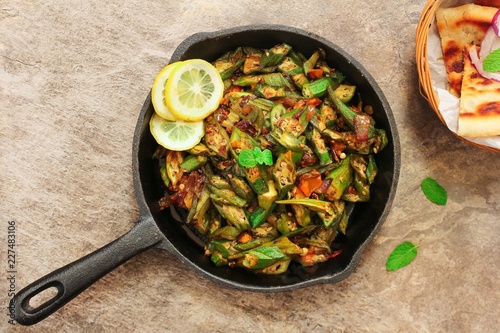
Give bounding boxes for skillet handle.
[11,217,165,326]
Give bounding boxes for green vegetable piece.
[241,246,287,270]
[209,225,241,241]
[386,241,418,271]
[233,75,263,86]
[483,48,500,72]
[272,153,296,198]
[307,127,333,165]
[204,116,231,159]
[334,84,356,103]
[276,198,335,216]
[210,252,228,267]
[180,154,207,172]
[212,202,251,232]
[259,43,293,70]
[302,77,335,98]
[249,206,269,228]
[276,213,298,235]
[213,47,246,80]
[421,177,447,205]
[253,84,287,99]
[303,48,325,76]
[257,180,278,212]
[228,176,255,202]
[159,164,170,187]
[208,185,248,208]
[324,156,352,201]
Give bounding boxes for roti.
[436,4,498,97]
[458,45,500,137]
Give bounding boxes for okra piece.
[210,251,228,267]
[180,154,207,172]
[338,210,349,234]
[278,56,309,89]
[324,155,352,201]
[302,77,335,98]
[276,213,299,235]
[209,225,241,241]
[303,48,326,76]
[234,236,274,251]
[233,75,263,86]
[276,198,336,216]
[372,129,388,154]
[263,73,295,90]
[353,172,370,201]
[204,116,230,159]
[366,155,378,184]
[228,176,255,202]
[307,127,333,165]
[187,143,210,156]
[253,84,286,99]
[208,185,248,208]
[317,200,345,228]
[328,86,376,138]
[212,202,251,232]
[319,100,337,128]
[259,43,293,70]
[251,222,278,239]
[257,180,278,212]
[334,84,356,103]
[255,259,291,274]
[272,153,296,198]
[249,206,269,228]
[187,185,211,234]
[237,246,287,270]
[274,105,310,137]
[165,150,184,186]
[213,47,246,80]
[159,164,170,187]
[270,128,305,152]
[269,104,287,130]
[242,47,263,74]
[291,203,311,227]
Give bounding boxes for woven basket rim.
[416,0,500,153]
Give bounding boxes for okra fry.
[154,43,389,275]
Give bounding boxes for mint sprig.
[483,48,500,73]
[421,177,447,205]
[238,147,273,167]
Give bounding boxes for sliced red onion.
[480,27,497,60]
[469,46,500,81]
[493,9,500,37]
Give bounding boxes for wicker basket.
[416,0,500,152]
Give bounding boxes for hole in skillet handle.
[24,282,64,312]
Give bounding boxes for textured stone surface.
[1,0,499,332]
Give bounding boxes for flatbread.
[458,45,500,137]
[436,4,498,97]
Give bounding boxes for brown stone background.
[1,0,499,332]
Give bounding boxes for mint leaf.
[261,149,273,166]
[253,147,264,164]
[421,177,447,205]
[386,241,418,271]
[483,48,500,72]
[238,149,257,167]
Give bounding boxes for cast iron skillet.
[12,24,400,325]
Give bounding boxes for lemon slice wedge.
[149,112,205,151]
[151,62,182,120]
[164,59,224,121]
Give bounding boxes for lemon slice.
[149,112,205,151]
[165,59,224,121]
[151,62,182,120]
